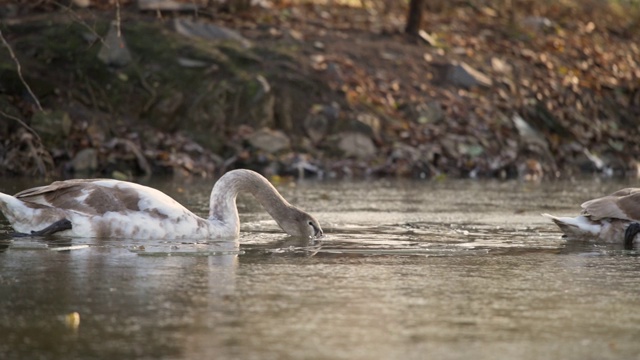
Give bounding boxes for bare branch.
[116,0,122,37]
[52,0,106,46]
[0,110,42,143]
[0,29,43,112]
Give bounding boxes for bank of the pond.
[1,2,639,180]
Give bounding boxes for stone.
[512,113,548,151]
[337,132,376,159]
[248,128,291,153]
[521,16,554,32]
[30,111,72,148]
[177,57,209,68]
[415,101,444,124]
[71,148,98,173]
[304,107,329,144]
[304,103,339,144]
[355,113,381,140]
[71,0,91,8]
[138,0,200,11]
[97,22,132,67]
[491,57,512,74]
[247,75,275,129]
[446,61,492,88]
[173,19,251,48]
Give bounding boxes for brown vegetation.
[1,0,639,180]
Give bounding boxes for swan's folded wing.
[15,179,104,199]
[607,188,640,197]
[582,191,640,221]
[14,179,195,222]
[14,180,140,216]
[616,192,640,221]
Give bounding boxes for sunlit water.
[1,177,639,360]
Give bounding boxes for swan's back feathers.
[581,189,640,221]
[544,187,640,243]
[16,179,139,216]
[2,179,213,239]
[14,179,189,218]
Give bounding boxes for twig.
[0,29,43,111]
[26,138,48,176]
[0,110,42,142]
[83,75,100,110]
[115,0,122,37]
[135,66,157,113]
[52,0,106,46]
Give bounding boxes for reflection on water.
[1,178,640,359]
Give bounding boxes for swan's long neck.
[208,169,292,235]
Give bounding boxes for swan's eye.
[308,221,313,226]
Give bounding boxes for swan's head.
[278,208,323,238]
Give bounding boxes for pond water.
[1,177,639,360]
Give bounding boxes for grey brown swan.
[0,169,323,240]
[542,188,640,247]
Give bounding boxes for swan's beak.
[312,224,323,238]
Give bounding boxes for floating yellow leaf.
[65,312,80,330]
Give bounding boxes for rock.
[0,3,18,18]
[517,159,544,182]
[521,16,554,32]
[71,0,91,8]
[329,111,380,142]
[304,105,330,144]
[354,113,381,140]
[247,75,275,129]
[512,113,549,152]
[415,101,444,124]
[97,22,132,67]
[325,62,345,88]
[337,132,376,159]
[304,103,339,144]
[273,86,293,132]
[173,19,251,48]
[491,57,512,74]
[248,128,291,153]
[177,57,210,68]
[138,0,200,11]
[512,113,558,177]
[71,148,98,173]
[287,29,304,41]
[446,61,492,88]
[30,111,72,148]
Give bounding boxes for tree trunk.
[405,0,426,36]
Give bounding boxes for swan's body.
[0,169,322,240]
[542,188,640,245]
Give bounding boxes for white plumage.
[543,188,640,244]
[0,169,322,240]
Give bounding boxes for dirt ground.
[1,1,639,180]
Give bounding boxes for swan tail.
[0,192,68,234]
[541,213,601,239]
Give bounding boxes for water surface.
[1,177,639,359]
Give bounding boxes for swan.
[0,169,323,240]
[542,188,640,247]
